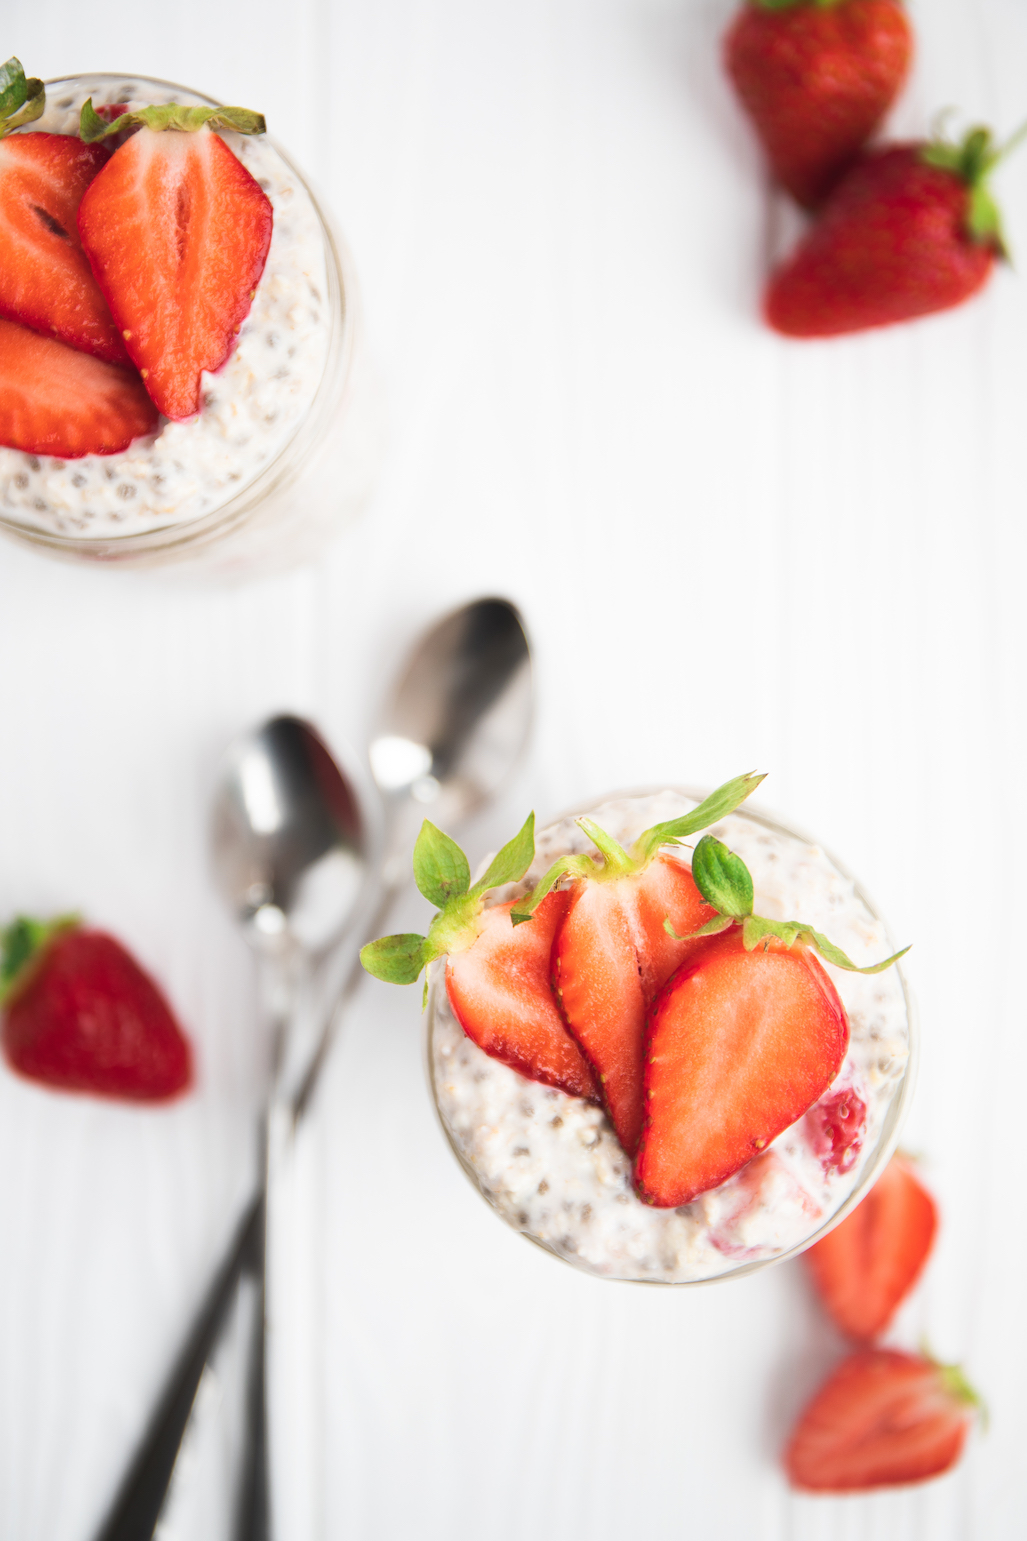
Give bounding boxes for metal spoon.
[94,717,369,1541]
[292,595,534,1118]
[94,597,532,1541]
[211,715,371,1541]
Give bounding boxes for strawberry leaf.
[413,821,470,909]
[738,913,909,973]
[632,772,765,863]
[664,913,734,942]
[692,835,754,918]
[921,123,1027,256]
[0,56,27,118]
[470,813,535,896]
[938,1362,987,1425]
[78,97,110,144]
[359,933,426,986]
[80,100,267,144]
[803,927,910,975]
[0,58,44,138]
[208,107,267,135]
[0,913,78,1005]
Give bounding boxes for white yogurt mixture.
[429,791,910,1284]
[0,79,330,538]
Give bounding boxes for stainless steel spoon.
[94,717,369,1541]
[292,595,533,1118]
[94,597,532,1541]
[210,715,371,1541]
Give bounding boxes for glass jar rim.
[425,786,919,1287]
[0,71,354,562]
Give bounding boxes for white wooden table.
[3,1,1026,1536]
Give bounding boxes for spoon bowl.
[369,596,532,835]
[211,714,368,956]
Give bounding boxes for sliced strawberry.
[446,893,599,1101]
[805,1086,866,1173]
[78,125,273,420]
[635,931,848,1207]
[0,317,158,457]
[1,920,193,1102]
[785,1348,978,1491]
[804,1154,938,1340]
[0,132,129,365]
[551,854,717,1156]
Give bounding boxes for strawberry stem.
[575,819,636,879]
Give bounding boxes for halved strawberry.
[446,893,598,1101]
[361,818,597,1098]
[78,108,273,420]
[0,316,158,457]
[804,1154,938,1339]
[551,853,717,1155]
[0,133,129,365]
[785,1348,979,1491]
[512,781,906,1168]
[636,931,848,1207]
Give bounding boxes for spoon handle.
[94,895,394,1541]
[92,1194,263,1541]
[290,876,405,1123]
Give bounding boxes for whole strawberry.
[0,916,193,1102]
[724,0,912,208]
[765,126,1019,335]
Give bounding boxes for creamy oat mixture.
[429,791,910,1284]
[0,78,330,539]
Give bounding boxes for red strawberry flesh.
[446,894,599,1102]
[78,125,273,419]
[0,316,158,457]
[551,854,717,1155]
[804,1153,938,1339]
[806,1087,866,1173]
[785,1348,974,1491]
[636,932,848,1207]
[725,0,913,208]
[2,927,192,1102]
[765,145,995,336]
[0,132,130,365]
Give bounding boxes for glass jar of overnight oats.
[426,790,918,1286]
[0,75,382,578]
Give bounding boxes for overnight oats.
[362,775,915,1285]
[0,63,378,573]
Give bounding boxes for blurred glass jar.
[426,789,918,1285]
[0,74,382,579]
